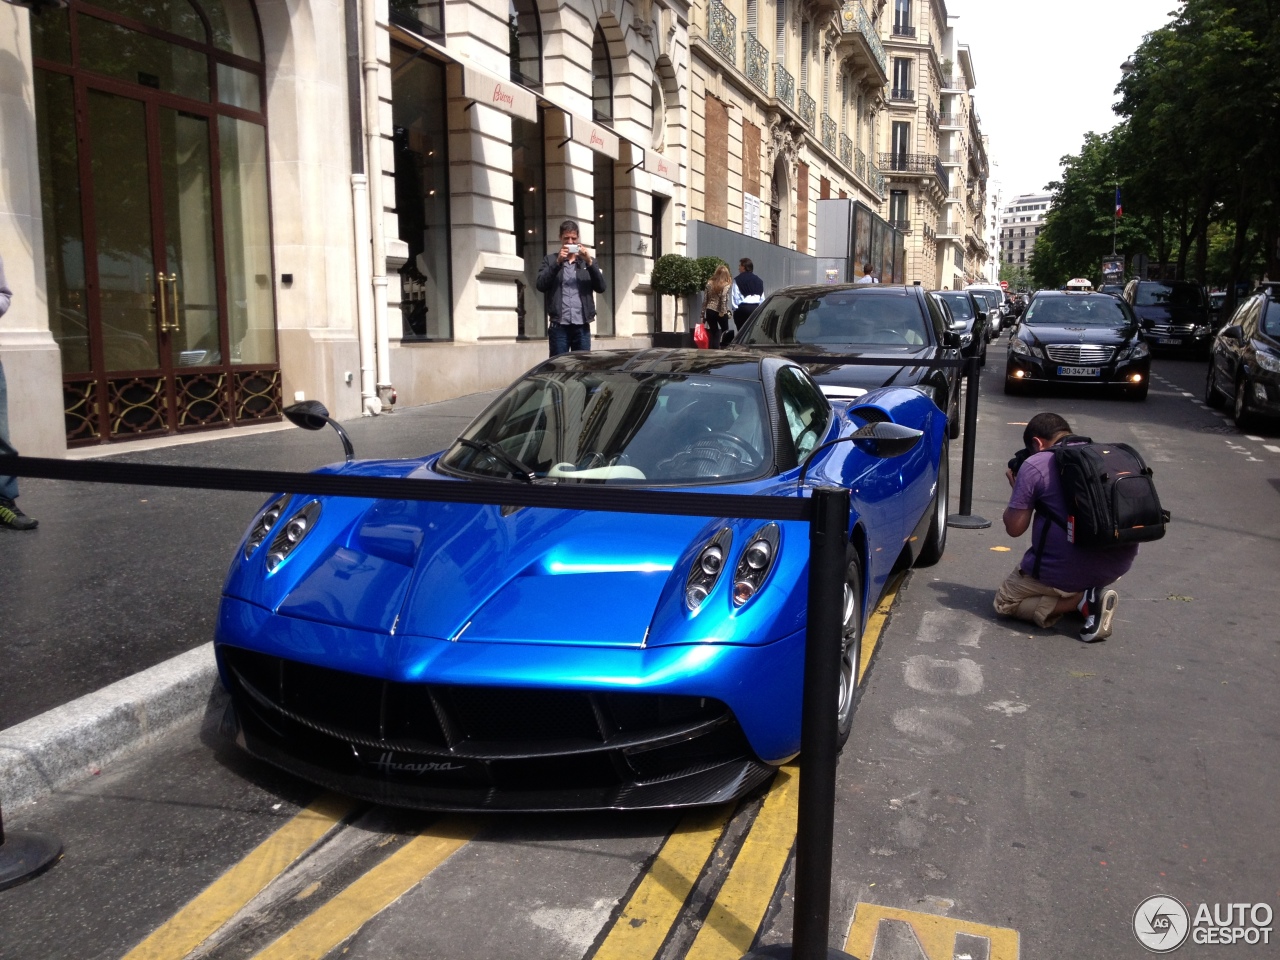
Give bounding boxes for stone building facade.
[999,192,1051,270]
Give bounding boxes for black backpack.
[1032,436,1169,573]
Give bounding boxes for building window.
[800,19,810,89]
[892,57,910,99]
[889,189,908,228]
[509,0,541,87]
[593,151,616,335]
[392,46,452,340]
[775,0,786,57]
[591,26,612,122]
[894,0,911,31]
[512,111,545,339]
[891,121,910,161]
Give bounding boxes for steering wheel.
[707,432,762,466]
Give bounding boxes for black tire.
[914,439,949,567]
[1233,377,1258,430]
[948,389,961,440]
[1204,363,1225,409]
[836,546,863,749]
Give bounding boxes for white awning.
[566,113,620,160]
[458,61,538,123]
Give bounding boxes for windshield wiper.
[457,438,537,484]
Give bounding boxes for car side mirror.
[1221,324,1242,339]
[284,400,355,461]
[976,310,988,322]
[851,420,924,458]
[943,330,962,349]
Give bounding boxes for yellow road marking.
[860,573,904,682]
[122,793,355,960]
[844,902,1019,959]
[683,766,800,960]
[250,817,478,960]
[592,804,735,960]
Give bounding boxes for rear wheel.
[836,547,863,749]
[915,440,949,567]
[1204,363,1225,408]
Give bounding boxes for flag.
[1115,187,1123,218]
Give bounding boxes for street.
[1,346,1278,959]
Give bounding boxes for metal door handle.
[166,273,179,333]
[155,271,168,332]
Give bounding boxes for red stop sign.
[999,280,1009,289]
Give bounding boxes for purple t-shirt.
[1010,449,1138,592]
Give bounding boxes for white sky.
[947,0,1179,207]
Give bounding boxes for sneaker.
[0,497,38,531]
[1078,587,1118,643]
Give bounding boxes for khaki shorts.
[993,567,1081,628]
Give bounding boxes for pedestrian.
[728,258,764,341]
[855,262,878,284]
[703,263,733,348]
[0,255,38,531]
[993,413,1138,642]
[535,219,606,356]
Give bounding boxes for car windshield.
[1135,282,1204,307]
[738,291,929,348]
[439,371,772,485]
[1024,295,1133,327]
[970,290,1001,312]
[938,293,974,320]
[1265,300,1280,338]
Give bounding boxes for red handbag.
[693,322,710,349]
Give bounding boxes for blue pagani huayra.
[215,349,949,811]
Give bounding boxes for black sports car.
[1204,282,1280,428]
[734,284,964,439]
[1123,280,1213,356]
[1004,291,1151,400]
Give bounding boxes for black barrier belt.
[0,455,811,522]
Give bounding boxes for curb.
[0,643,224,809]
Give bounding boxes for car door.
[1218,297,1259,385]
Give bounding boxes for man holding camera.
[994,413,1138,642]
[536,219,607,356]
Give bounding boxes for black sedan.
[1122,279,1213,356]
[932,290,990,365]
[1204,282,1280,428]
[734,284,963,439]
[1004,291,1151,400]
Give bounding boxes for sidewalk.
[0,392,495,805]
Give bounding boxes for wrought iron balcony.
[838,1,887,76]
[854,147,866,182]
[774,63,795,107]
[872,165,886,198]
[940,72,961,90]
[821,114,837,151]
[744,32,769,93]
[891,24,916,38]
[708,0,736,66]
[840,133,853,168]
[880,152,948,186]
[890,87,914,102]
[798,89,816,128]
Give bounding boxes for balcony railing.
[889,218,912,233]
[839,1,887,75]
[821,114,837,151]
[880,152,948,185]
[938,112,959,126]
[708,0,736,66]
[872,164,886,198]
[890,87,914,102]
[940,72,961,90]
[744,32,769,92]
[854,147,866,182]
[938,220,962,236]
[840,133,853,168]
[774,62,795,107]
[891,23,916,38]
[798,89,816,128]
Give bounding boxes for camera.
[566,243,579,254]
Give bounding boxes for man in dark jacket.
[535,219,607,356]
[729,258,764,339]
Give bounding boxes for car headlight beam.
[732,523,781,607]
[265,500,322,572]
[686,527,732,611]
[244,494,291,559]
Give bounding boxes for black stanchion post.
[742,486,855,960]
[947,356,991,530]
[0,802,63,892]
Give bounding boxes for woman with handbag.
[703,264,733,348]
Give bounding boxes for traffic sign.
[999,280,1009,289]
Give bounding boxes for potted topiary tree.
[650,254,703,347]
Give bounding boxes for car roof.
[767,283,922,298]
[533,348,777,381]
[1031,290,1114,301]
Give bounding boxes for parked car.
[1204,282,1280,428]
[932,289,990,365]
[1098,284,1125,298]
[1122,279,1213,356]
[966,285,1008,337]
[1004,290,1151,400]
[733,283,963,439]
[215,349,950,811]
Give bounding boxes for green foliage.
[650,255,702,297]
[999,264,1033,291]
[693,256,728,288]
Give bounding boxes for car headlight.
[732,523,780,606]
[1257,351,1280,374]
[244,494,291,559]
[265,500,322,572]
[1011,338,1041,358]
[686,527,732,610]
[1122,339,1151,360]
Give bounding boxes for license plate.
[1057,366,1101,377]
[1157,337,1181,345]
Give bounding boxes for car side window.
[924,294,947,344]
[1263,299,1280,338]
[776,366,830,461]
[1237,298,1261,338]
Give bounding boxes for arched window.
[591,26,612,122]
[509,0,541,87]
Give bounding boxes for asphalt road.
[2,346,1277,959]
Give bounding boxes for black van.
[1122,280,1213,356]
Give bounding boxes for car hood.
[223,462,794,650]
[783,345,940,389]
[1021,324,1132,346]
